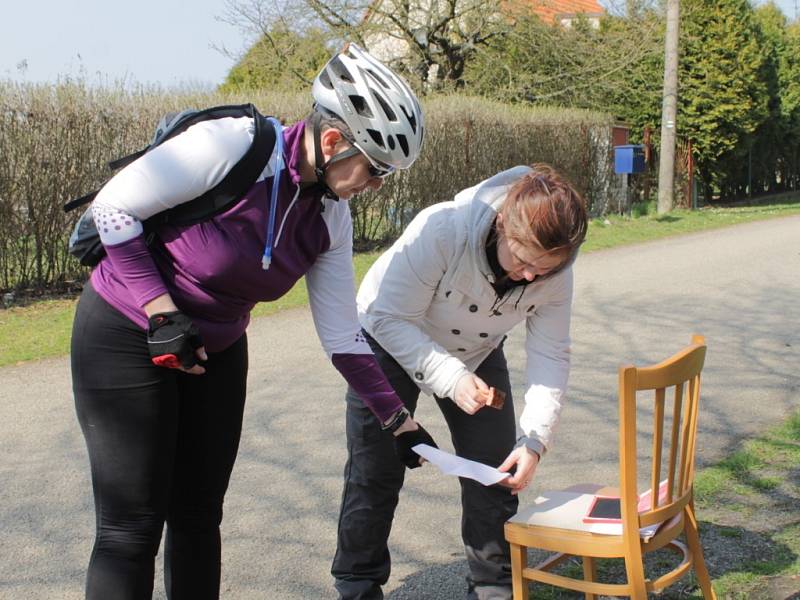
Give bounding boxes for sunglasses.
[354,142,396,179]
[367,161,395,179]
[340,136,396,179]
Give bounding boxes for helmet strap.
[312,111,338,199]
[312,111,362,200]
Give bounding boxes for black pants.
[70,282,248,600]
[332,335,518,600]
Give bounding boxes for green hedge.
[0,81,614,292]
[356,95,616,247]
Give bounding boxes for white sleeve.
[305,199,373,357]
[518,268,575,454]
[92,116,254,245]
[357,205,470,399]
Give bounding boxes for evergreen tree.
[600,11,664,137]
[679,0,769,201]
[778,21,800,188]
[751,2,788,194]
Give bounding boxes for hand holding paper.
[412,444,511,486]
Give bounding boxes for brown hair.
[305,109,352,137]
[499,163,588,270]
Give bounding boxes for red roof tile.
[508,0,605,23]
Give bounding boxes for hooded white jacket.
[357,166,574,457]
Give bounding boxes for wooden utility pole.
[657,0,680,214]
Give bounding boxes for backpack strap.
[63,190,99,213]
[107,148,148,171]
[146,105,277,228]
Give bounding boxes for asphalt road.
[1,215,798,599]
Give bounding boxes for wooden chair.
[505,335,716,599]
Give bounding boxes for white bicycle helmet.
[312,42,424,170]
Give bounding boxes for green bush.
[0,81,614,292]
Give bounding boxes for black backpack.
[64,103,278,267]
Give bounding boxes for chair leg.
[509,542,529,600]
[685,503,717,600]
[622,544,648,600]
[582,556,598,600]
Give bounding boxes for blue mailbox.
[614,144,646,174]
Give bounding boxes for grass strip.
[2,198,799,367]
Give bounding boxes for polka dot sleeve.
[92,204,143,245]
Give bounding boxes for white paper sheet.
[413,444,512,487]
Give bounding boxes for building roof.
[364,0,605,27]
[512,0,605,24]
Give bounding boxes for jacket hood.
[452,165,533,278]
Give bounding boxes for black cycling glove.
[147,311,204,369]
[394,423,438,469]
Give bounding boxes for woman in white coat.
[332,164,588,600]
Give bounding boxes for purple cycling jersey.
[90,120,403,421]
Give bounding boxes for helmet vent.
[396,134,409,157]
[373,91,397,122]
[388,136,396,150]
[366,68,390,89]
[349,95,373,118]
[330,57,355,83]
[319,71,334,90]
[367,129,386,150]
[401,104,417,133]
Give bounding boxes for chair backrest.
[617,334,707,537]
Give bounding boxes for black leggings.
[71,282,248,600]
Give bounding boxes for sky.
[0,0,249,89]
[1,0,798,89]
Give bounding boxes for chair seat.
[506,484,679,559]
[506,487,626,558]
[509,487,618,533]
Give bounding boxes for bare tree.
[358,0,508,89]
[217,0,341,87]
[219,0,508,91]
[464,10,664,113]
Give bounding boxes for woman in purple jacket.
[70,43,433,600]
